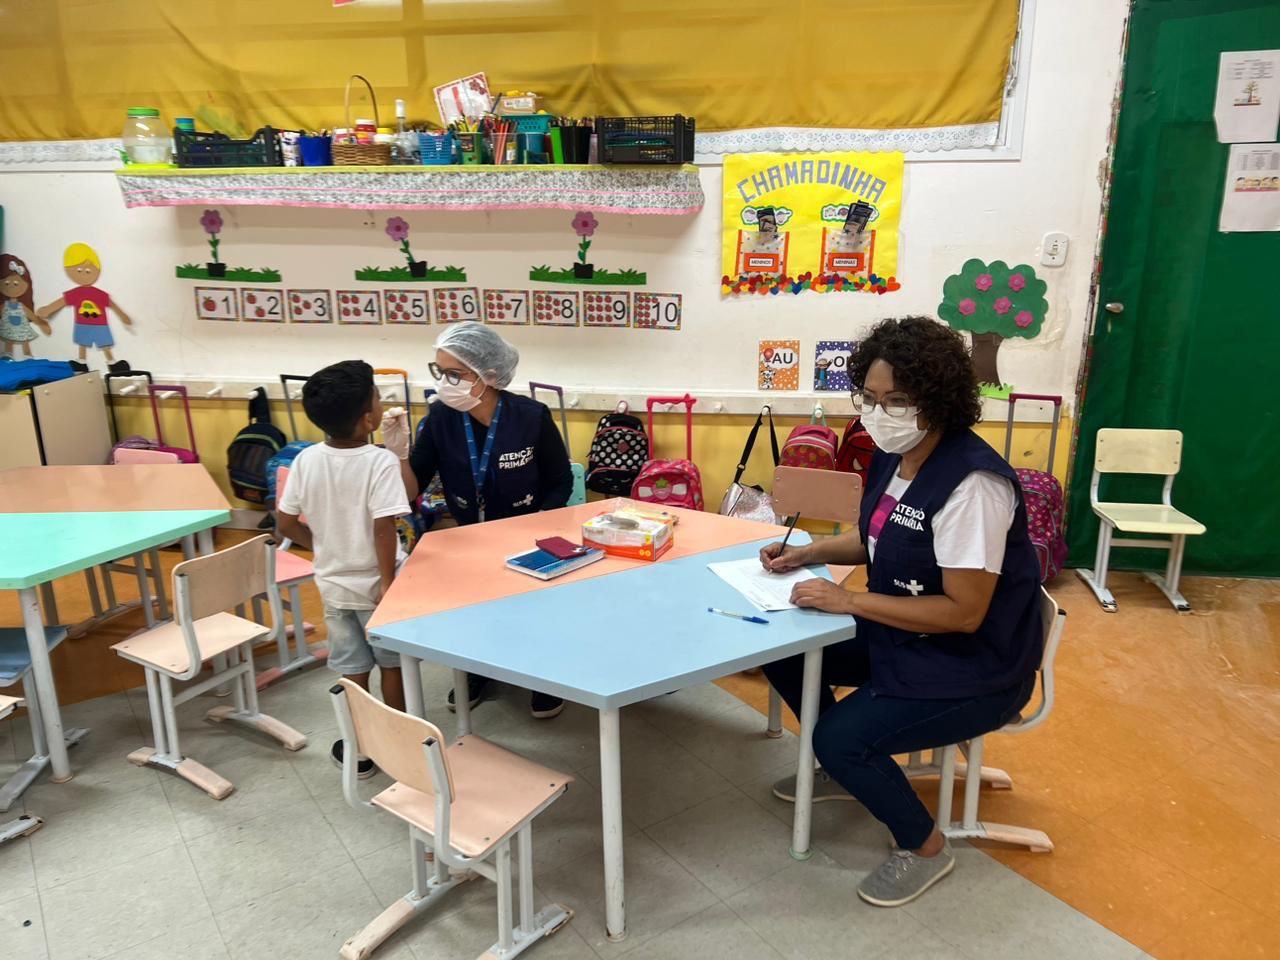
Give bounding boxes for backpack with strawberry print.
[631,395,704,511]
[780,407,839,470]
[586,401,650,495]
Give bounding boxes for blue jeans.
[763,636,1033,850]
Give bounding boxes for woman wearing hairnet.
[381,322,574,718]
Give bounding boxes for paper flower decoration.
[975,273,993,292]
[572,212,599,238]
[385,217,416,267]
[994,296,1012,315]
[958,298,977,316]
[200,209,223,264]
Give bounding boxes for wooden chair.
[1076,428,1206,612]
[763,466,863,737]
[112,534,306,799]
[0,696,44,846]
[922,587,1067,852]
[252,465,324,690]
[330,679,574,960]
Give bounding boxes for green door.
[1067,0,1280,577]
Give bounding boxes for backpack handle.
[733,403,779,485]
[614,400,630,415]
[529,381,572,458]
[148,384,198,456]
[646,394,696,461]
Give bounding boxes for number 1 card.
[195,287,239,322]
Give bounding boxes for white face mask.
[437,377,483,412]
[861,404,927,455]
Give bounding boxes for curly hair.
[848,317,982,434]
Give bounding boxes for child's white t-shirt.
[277,443,410,609]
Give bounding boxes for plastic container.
[597,115,695,164]
[174,126,282,168]
[122,107,171,164]
[299,135,333,166]
[417,132,455,165]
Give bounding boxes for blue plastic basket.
[417,131,455,165]
[501,114,554,135]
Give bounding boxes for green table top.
[0,509,229,589]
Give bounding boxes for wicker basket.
[332,75,392,166]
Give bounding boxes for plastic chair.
[0,626,86,812]
[1076,428,1206,612]
[0,696,44,845]
[330,679,574,960]
[921,587,1067,852]
[112,534,306,799]
[252,465,325,689]
[760,466,863,737]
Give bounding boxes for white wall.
[0,0,1126,416]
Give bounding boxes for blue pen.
[708,607,769,625]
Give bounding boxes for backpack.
[265,441,314,505]
[835,416,877,482]
[226,388,286,504]
[110,435,199,464]
[631,395,704,511]
[586,402,649,495]
[780,409,838,470]
[1003,395,1069,583]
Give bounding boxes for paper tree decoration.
[938,259,1048,395]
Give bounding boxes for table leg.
[39,581,59,627]
[401,653,425,719]
[20,587,71,783]
[790,647,823,860]
[181,534,196,561]
[197,528,215,556]
[452,669,472,736]
[599,707,625,942]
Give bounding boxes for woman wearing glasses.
[381,322,574,718]
[760,316,1041,908]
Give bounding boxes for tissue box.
[582,508,674,561]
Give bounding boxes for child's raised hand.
[380,406,411,460]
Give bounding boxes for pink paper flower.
[958,298,977,316]
[200,209,223,235]
[1008,273,1027,292]
[1015,310,1034,328]
[572,211,599,238]
[975,273,993,292]
[994,296,1012,315]
[385,217,410,243]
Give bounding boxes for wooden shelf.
[115,164,704,215]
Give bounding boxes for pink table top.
[0,464,231,514]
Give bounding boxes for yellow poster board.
[721,152,904,296]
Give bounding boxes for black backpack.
[585,402,650,495]
[227,388,287,504]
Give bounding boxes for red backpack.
[835,416,877,482]
[630,395,704,511]
[780,408,839,470]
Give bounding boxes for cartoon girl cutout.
[0,255,50,357]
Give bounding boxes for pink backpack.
[780,408,838,470]
[631,395,704,511]
[1003,394,1068,582]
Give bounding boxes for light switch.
[1041,231,1069,267]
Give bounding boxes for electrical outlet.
[1041,231,1069,267]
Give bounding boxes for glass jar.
[122,107,171,164]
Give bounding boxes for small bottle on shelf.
[392,99,419,165]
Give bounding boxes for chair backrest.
[173,533,275,621]
[0,694,20,720]
[1016,587,1066,732]
[1094,428,1183,476]
[332,678,453,800]
[772,466,862,524]
[113,447,182,465]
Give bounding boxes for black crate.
[174,126,282,168]
[596,115,695,164]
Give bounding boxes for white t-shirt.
[277,443,410,609]
[866,469,1016,573]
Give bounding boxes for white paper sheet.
[707,558,829,612]
[1215,51,1280,143]
[1220,143,1280,232]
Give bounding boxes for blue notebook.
[505,546,606,580]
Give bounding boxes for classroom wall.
[0,0,1128,424]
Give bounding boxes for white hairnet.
[434,322,520,389]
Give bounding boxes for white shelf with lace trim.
[113,164,705,215]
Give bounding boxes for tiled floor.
[1,662,1144,960]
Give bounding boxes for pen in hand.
[767,515,800,572]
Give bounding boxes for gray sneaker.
[857,841,955,907]
[771,769,854,803]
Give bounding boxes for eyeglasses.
[428,362,474,386]
[851,390,914,418]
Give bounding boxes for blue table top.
[371,537,854,710]
[0,509,229,589]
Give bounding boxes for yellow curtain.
[1,0,1018,141]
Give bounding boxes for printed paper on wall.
[759,339,800,391]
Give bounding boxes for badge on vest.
[512,493,534,508]
[893,578,926,596]
[889,503,926,532]
[498,446,535,470]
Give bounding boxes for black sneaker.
[447,675,492,712]
[530,692,564,719]
[331,739,377,780]
[68,360,89,373]
[107,359,131,374]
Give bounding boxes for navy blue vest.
[427,392,547,525]
[856,430,1043,699]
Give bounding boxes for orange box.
[582,510,675,561]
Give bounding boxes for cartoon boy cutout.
[0,255,51,358]
[36,243,132,373]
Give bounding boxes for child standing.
[276,360,410,778]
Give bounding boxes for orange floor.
[3,536,1276,959]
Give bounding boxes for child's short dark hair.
[302,360,375,439]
